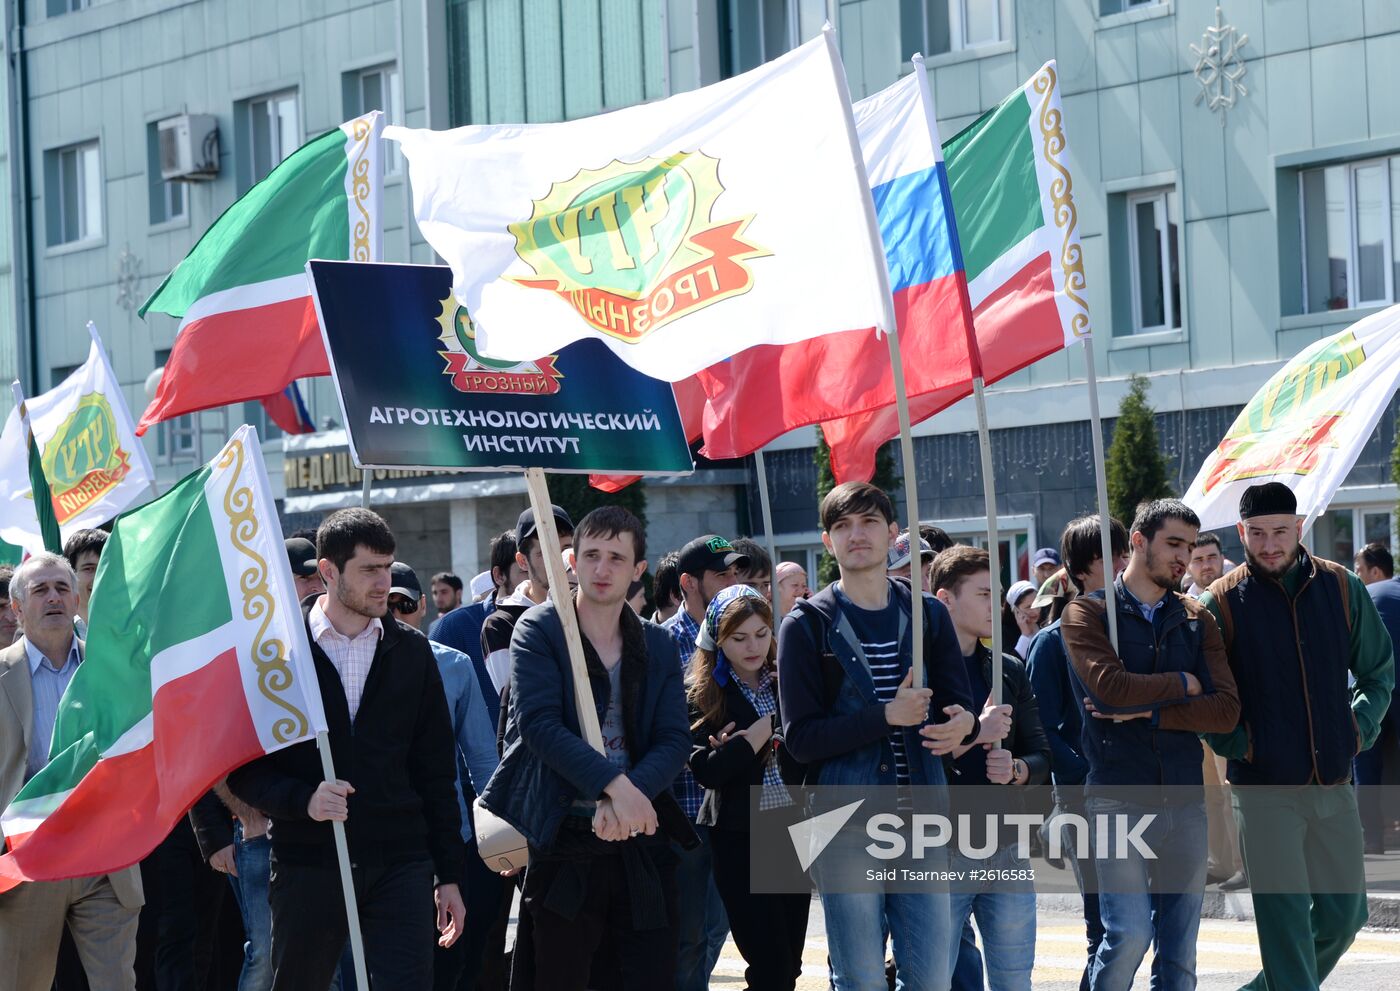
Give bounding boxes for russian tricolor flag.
[697,72,977,467]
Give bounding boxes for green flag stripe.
[26,430,62,554]
[944,89,1043,287]
[48,462,230,760]
[140,127,351,318]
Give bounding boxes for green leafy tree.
[550,475,647,539]
[1105,373,1173,525]
[813,426,900,587]
[1391,419,1400,520]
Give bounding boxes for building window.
[1299,157,1400,313]
[146,122,188,226]
[916,1,1008,56]
[721,0,798,77]
[1099,0,1164,15]
[1126,187,1181,333]
[344,64,402,172]
[241,400,284,443]
[47,0,90,15]
[44,141,102,247]
[153,350,196,462]
[50,365,79,388]
[237,90,299,192]
[1311,505,1395,563]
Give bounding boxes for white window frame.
[1304,500,1398,563]
[1126,187,1180,334]
[246,90,301,186]
[1299,156,1399,313]
[147,120,188,227]
[1100,0,1164,15]
[51,140,103,246]
[946,0,1003,51]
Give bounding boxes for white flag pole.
[911,54,1004,709]
[88,321,160,501]
[823,23,924,684]
[1082,336,1119,651]
[754,449,782,607]
[314,733,370,991]
[360,470,372,509]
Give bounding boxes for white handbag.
[473,796,531,873]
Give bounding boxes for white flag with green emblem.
[0,425,326,889]
[0,328,156,554]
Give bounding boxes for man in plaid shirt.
[660,534,747,991]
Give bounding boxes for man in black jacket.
[227,508,465,991]
[931,545,1050,987]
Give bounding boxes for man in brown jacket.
[1060,499,1239,990]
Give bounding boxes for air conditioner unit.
[158,114,219,181]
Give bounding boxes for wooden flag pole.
[753,449,782,607]
[524,467,605,752]
[1082,336,1119,652]
[314,732,370,991]
[824,23,924,684]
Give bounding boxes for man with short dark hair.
[930,545,1049,989]
[920,523,955,555]
[1200,483,1393,988]
[481,505,691,990]
[480,508,574,699]
[285,536,325,602]
[662,533,747,991]
[431,572,464,614]
[1062,499,1240,990]
[781,482,983,990]
[651,551,682,623]
[730,537,772,601]
[227,508,466,990]
[1025,513,1128,991]
[1185,532,1225,597]
[62,528,107,636]
[1353,541,1400,853]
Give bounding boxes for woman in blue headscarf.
[685,585,808,991]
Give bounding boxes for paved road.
[707,899,1400,989]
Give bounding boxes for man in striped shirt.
[780,482,982,991]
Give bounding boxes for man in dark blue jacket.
[1061,500,1240,991]
[1352,540,1400,854]
[779,482,987,991]
[479,506,691,991]
[1025,513,1128,991]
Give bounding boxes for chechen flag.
[696,67,978,462]
[0,425,327,889]
[822,61,1093,481]
[387,32,890,382]
[137,113,384,434]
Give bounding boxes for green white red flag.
[137,112,384,433]
[0,425,327,888]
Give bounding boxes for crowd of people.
[0,476,1395,991]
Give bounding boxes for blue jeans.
[229,823,273,991]
[948,849,1035,991]
[1086,798,1207,991]
[674,825,729,991]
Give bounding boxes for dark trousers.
[135,819,239,991]
[519,833,679,991]
[267,856,435,991]
[709,825,809,991]
[434,844,509,991]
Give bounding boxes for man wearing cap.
[1200,483,1394,991]
[480,507,574,697]
[886,531,935,587]
[286,537,326,602]
[389,564,502,991]
[1032,547,1062,588]
[660,534,746,991]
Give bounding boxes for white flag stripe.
[388,34,887,381]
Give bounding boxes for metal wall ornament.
[115,245,143,312]
[1191,5,1249,126]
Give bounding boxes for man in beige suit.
[0,551,142,991]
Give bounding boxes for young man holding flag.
[0,553,143,990]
